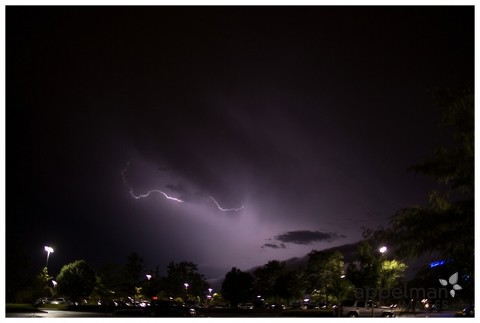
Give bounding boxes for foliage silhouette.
[56,260,96,302]
[221,267,254,307]
[388,88,474,271]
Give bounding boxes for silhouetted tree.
[25,267,54,303]
[346,238,407,304]
[5,232,33,302]
[306,250,349,305]
[221,267,254,307]
[121,252,144,301]
[252,260,285,302]
[164,261,208,301]
[142,266,163,298]
[387,88,473,274]
[56,260,96,303]
[379,259,407,290]
[275,269,306,304]
[347,241,381,290]
[93,262,124,302]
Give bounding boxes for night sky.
[6,6,474,281]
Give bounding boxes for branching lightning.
[121,162,184,203]
[208,196,244,212]
[121,162,243,212]
[130,190,184,202]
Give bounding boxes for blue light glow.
[429,260,446,268]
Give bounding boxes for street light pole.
[207,288,213,305]
[44,246,54,269]
[184,283,189,302]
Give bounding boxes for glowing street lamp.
[183,283,189,301]
[206,288,213,301]
[146,274,152,281]
[44,246,54,268]
[379,246,387,254]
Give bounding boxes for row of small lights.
[146,275,214,296]
[43,245,387,297]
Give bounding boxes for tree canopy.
[221,267,254,307]
[56,260,96,302]
[307,250,352,304]
[164,261,209,301]
[387,88,474,272]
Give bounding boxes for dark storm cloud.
[275,230,346,245]
[261,243,287,249]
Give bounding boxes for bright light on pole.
[379,246,387,254]
[44,246,54,268]
[208,288,213,294]
[183,283,189,301]
[146,274,152,281]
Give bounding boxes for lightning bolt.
[121,162,243,212]
[121,162,184,203]
[208,196,244,212]
[130,190,184,202]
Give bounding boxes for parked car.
[266,303,285,310]
[238,303,254,309]
[146,299,196,317]
[335,299,395,317]
[50,298,70,305]
[98,299,129,307]
[33,297,51,306]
